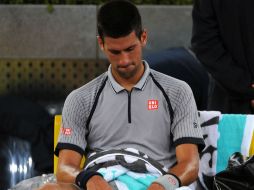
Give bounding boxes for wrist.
[75,170,103,189]
[153,173,181,190]
[87,175,103,184]
[86,175,104,189]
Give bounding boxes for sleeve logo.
[61,127,72,136]
[167,175,177,185]
[148,100,159,110]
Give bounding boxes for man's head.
[97,0,147,81]
[97,0,143,41]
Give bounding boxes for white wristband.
[153,174,180,190]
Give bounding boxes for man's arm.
[148,144,199,190]
[57,149,112,190]
[169,144,199,185]
[192,0,254,98]
[56,149,82,183]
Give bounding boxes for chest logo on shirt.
[61,127,72,136]
[148,100,159,110]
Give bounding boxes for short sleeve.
[55,90,88,156]
[171,82,205,152]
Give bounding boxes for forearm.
[56,164,81,183]
[56,149,83,184]
[169,160,199,186]
[168,144,200,186]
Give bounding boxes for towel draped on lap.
[84,148,167,190]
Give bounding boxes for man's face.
[98,30,147,80]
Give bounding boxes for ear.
[140,29,147,47]
[97,36,104,51]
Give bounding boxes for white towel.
[190,111,221,190]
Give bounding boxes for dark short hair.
[97,0,143,40]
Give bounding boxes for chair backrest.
[54,115,85,174]
[54,115,61,174]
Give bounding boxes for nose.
[119,52,130,65]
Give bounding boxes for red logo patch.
[61,127,72,136]
[167,176,177,185]
[148,100,158,110]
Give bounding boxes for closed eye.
[109,50,121,55]
[124,45,136,52]
[108,44,136,55]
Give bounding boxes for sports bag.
[213,153,254,190]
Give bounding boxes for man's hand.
[147,183,165,190]
[86,175,112,190]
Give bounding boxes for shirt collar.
[107,60,151,93]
